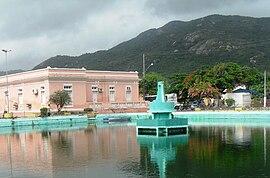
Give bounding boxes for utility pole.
[143,53,146,100]
[142,53,154,100]
[264,70,267,108]
[2,49,11,113]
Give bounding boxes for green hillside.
[33,14,270,75]
[0,69,25,76]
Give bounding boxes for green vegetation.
[251,98,263,107]
[49,90,71,113]
[0,69,25,76]
[142,62,264,105]
[33,15,270,75]
[40,107,48,117]
[83,108,93,112]
[139,72,167,96]
[225,98,235,107]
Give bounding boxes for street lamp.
[142,53,154,100]
[264,70,267,108]
[2,49,11,113]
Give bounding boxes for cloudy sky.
[0,0,269,70]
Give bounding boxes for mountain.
[0,69,25,76]
[33,14,270,75]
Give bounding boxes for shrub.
[251,98,262,107]
[40,107,48,117]
[84,108,93,112]
[225,98,235,107]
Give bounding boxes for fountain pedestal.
[137,81,188,136]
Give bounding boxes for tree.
[149,62,263,104]
[208,62,263,91]
[139,72,167,96]
[49,90,71,113]
[168,73,188,94]
[170,63,263,102]
[188,81,221,101]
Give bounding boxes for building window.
[126,86,132,101]
[91,85,98,103]
[18,88,23,106]
[63,84,73,105]
[91,85,98,91]
[109,86,115,102]
[41,86,46,104]
[4,90,8,110]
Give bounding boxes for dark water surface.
[1,123,270,178]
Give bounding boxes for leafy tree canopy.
[139,72,167,96]
[49,90,71,113]
[188,81,221,100]
[208,62,263,91]
[167,62,264,101]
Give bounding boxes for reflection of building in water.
[0,132,53,177]
[49,125,140,166]
[137,135,188,178]
[222,126,251,145]
[0,125,141,177]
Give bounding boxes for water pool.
[1,120,270,177]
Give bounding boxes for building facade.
[0,67,143,116]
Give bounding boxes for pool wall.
[96,111,270,127]
[0,122,89,135]
[175,111,270,119]
[0,115,88,128]
[96,111,270,120]
[2,111,270,128]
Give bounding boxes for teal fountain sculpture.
[137,81,188,136]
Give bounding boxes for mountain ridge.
[33,14,270,75]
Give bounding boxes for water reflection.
[0,124,141,178]
[221,125,252,146]
[137,135,188,178]
[1,124,270,177]
[183,125,270,178]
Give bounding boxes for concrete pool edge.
[2,111,270,128]
[0,115,89,128]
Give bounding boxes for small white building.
[223,89,252,107]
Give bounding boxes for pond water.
[1,122,270,177]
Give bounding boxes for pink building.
[0,67,144,116]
